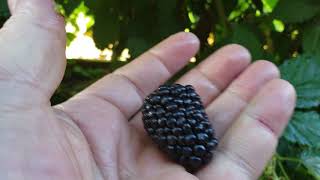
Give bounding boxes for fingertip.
[198,44,252,77]
[254,60,280,78]
[217,60,280,108]
[252,79,296,107]
[172,31,200,57]
[149,32,200,73]
[171,31,200,45]
[7,0,17,13]
[8,0,65,26]
[152,31,200,54]
[221,44,252,64]
[5,0,65,37]
[9,0,54,13]
[194,44,251,93]
[264,79,296,108]
[247,79,296,135]
[277,79,297,112]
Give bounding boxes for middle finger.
[130,44,250,131]
[205,60,279,138]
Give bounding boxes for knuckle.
[32,13,65,34]
[217,148,257,179]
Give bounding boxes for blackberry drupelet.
[142,84,218,172]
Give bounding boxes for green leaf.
[280,55,320,108]
[125,0,156,37]
[252,0,263,11]
[223,0,238,16]
[85,0,120,10]
[262,0,278,13]
[277,139,318,180]
[126,37,149,58]
[272,0,320,23]
[283,111,320,148]
[301,148,320,179]
[155,0,181,38]
[230,24,263,59]
[89,0,120,49]
[86,0,121,49]
[93,13,120,49]
[0,0,9,17]
[228,0,250,20]
[303,25,320,56]
[55,0,82,16]
[66,32,76,46]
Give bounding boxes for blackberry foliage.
[142,84,218,172]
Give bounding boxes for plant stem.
[214,0,229,33]
[277,160,290,180]
[277,156,302,163]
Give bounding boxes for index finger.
[75,32,200,118]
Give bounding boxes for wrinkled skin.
[0,0,296,179]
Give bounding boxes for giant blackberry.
[142,84,218,172]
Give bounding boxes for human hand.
[0,0,296,179]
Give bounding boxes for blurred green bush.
[1,0,320,179]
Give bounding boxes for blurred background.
[1,0,320,179]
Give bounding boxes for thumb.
[0,0,66,104]
[7,0,58,19]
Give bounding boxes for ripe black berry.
[142,84,218,172]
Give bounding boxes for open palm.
[0,0,296,179]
